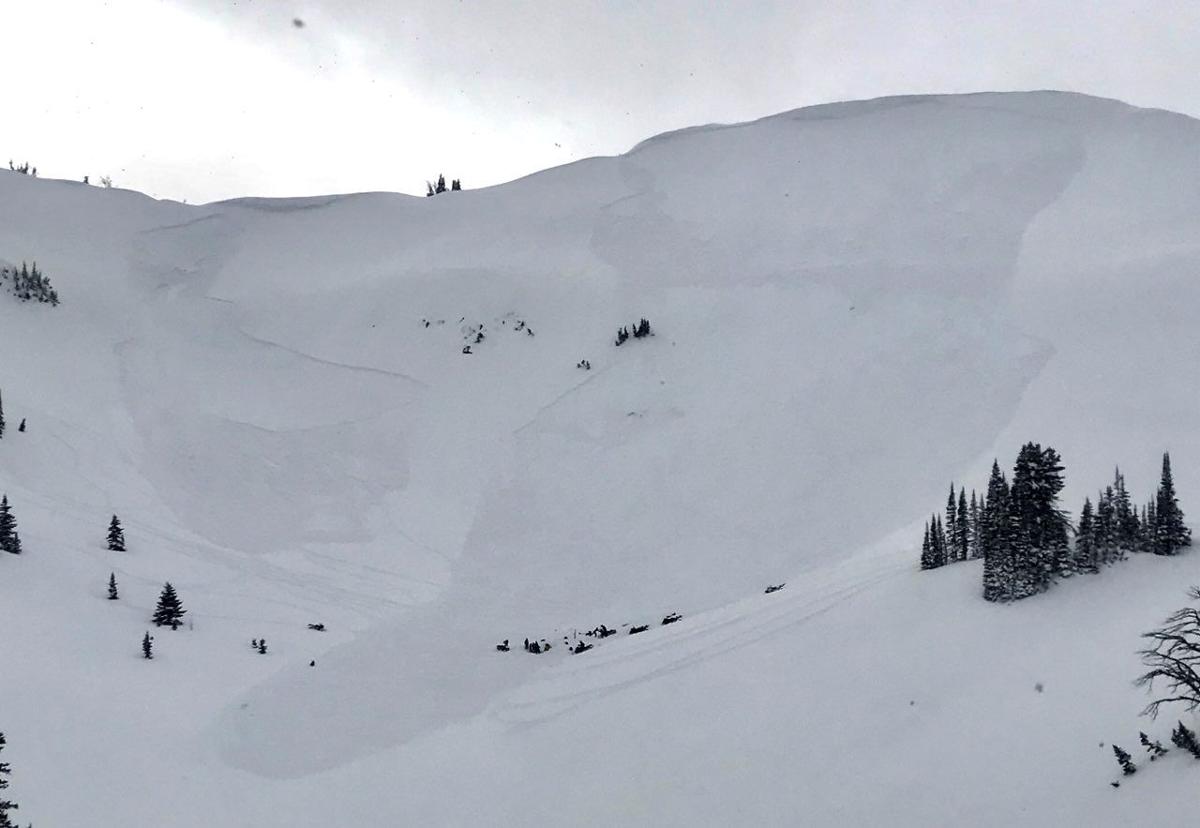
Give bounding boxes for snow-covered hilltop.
[0,91,1198,825]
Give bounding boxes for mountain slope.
[0,90,1197,825]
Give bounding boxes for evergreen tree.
[1074,498,1097,574]
[107,572,119,600]
[152,582,186,629]
[106,515,125,551]
[1139,731,1168,760]
[1113,467,1139,554]
[1112,744,1136,775]
[1154,452,1191,555]
[142,631,154,659]
[1145,499,1158,553]
[969,490,982,559]
[435,174,447,194]
[981,461,1011,602]
[933,515,947,568]
[0,731,18,828]
[450,178,462,191]
[920,522,937,570]
[956,488,970,563]
[0,388,5,439]
[1096,487,1116,566]
[0,496,20,555]
[945,485,959,562]
[258,638,267,654]
[1172,721,1200,759]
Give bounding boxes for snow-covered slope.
[1,91,1198,825]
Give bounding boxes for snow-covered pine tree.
[1096,487,1116,566]
[1171,721,1200,759]
[152,582,186,629]
[1074,497,1097,574]
[1113,468,1139,554]
[956,488,969,562]
[0,731,19,828]
[945,485,959,562]
[107,572,119,600]
[920,522,936,570]
[1112,744,1136,775]
[969,490,982,558]
[0,388,5,438]
[1154,452,1191,555]
[933,515,947,568]
[436,174,447,194]
[451,178,462,191]
[142,631,154,659]
[0,496,20,555]
[981,460,1010,602]
[1008,444,1044,598]
[1139,731,1168,760]
[106,515,125,552]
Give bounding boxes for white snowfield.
[0,91,1198,825]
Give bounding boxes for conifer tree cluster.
[921,447,1190,603]
[425,174,461,196]
[0,731,19,828]
[0,496,21,555]
[0,262,59,305]
[614,318,652,346]
[6,160,35,176]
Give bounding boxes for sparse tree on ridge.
[0,389,5,438]
[106,515,125,552]
[152,582,186,629]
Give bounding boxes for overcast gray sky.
[6,0,1198,203]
